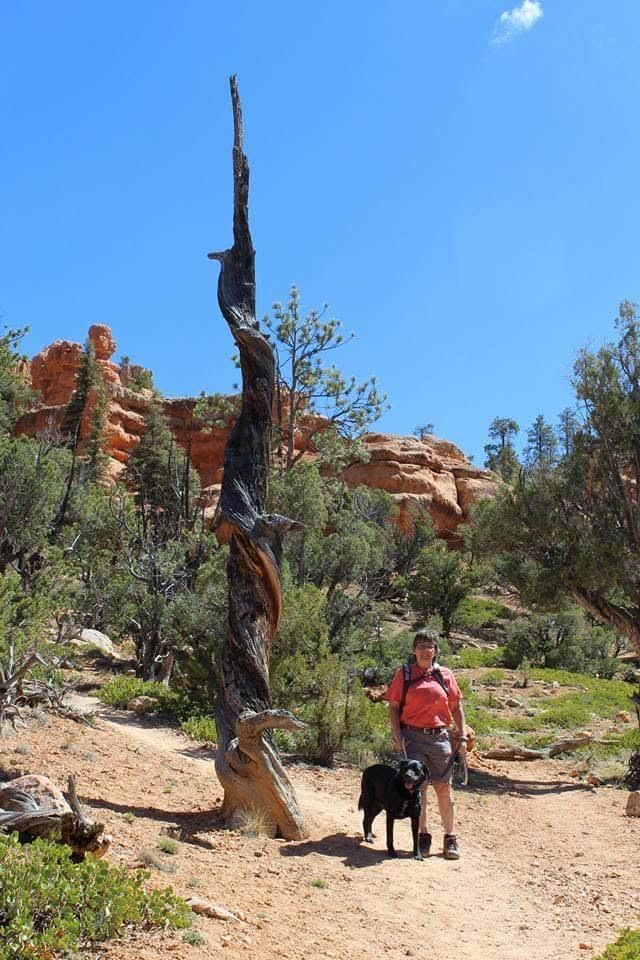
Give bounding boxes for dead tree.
[0,774,110,857]
[208,76,308,840]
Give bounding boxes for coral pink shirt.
[384,664,462,728]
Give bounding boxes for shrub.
[183,930,206,946]
[408,542,474,637]
[0,833,190,958]
[157,837,179,855]
[454,597,511,631]
[137,848,177,874]
[451,647,505,668]
[595,928,640,959]
[503,611,620,676]
[180,716,217,745]
[99,677,178,713]
[480,669,506,686]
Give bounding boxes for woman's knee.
[432,780,453,799]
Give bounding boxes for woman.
[384,627,467,860]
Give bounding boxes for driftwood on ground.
[208,76,308,840]
[0,774,111,857]
[480,734,594,761]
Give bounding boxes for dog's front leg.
[386,813,397,857]
[411,811,423,861]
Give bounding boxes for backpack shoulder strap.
[398,663,412,718]
[398,664,450,720]
[432,667,449,696]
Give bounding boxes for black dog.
[358,760,428,860]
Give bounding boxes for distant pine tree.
[125,403,177,512]
[86,381,108,481]
[483,416,520,481]
[62,341,99,451]
[524,414,558,470]
[0,325,35,435]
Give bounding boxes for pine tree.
[62,341,99,450]
[0,325,34,435]
[86,381,108,481]
[557,407,579,457]
[483,417,520,480]
[125,404,178,512]
[524,414,558,470]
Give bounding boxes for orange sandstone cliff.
[15,326,495,538]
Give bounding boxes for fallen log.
[0,774,111,857]
[480,734,593,761]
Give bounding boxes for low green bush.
[157,837,179,855]
[503,612,620,677]
[180,716,217,744]
[454,597,511,631]
[451,647,506,668]
[461,704,497,735]
[0,833,190,959]
[595,928,640,959]
[99,677,178,713]
[480,668,506,686]
[477,693,503,709]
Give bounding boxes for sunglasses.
[414,642,436,650]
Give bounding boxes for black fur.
[358,760,428,860]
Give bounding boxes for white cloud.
[493,0,543,43]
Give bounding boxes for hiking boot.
[443,834,460,860]
[419,832,432,854]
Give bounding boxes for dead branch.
[0,774,111,857]
[480,734,593,761]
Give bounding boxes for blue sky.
[2,1,639,463]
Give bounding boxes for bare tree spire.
[208,76,308,840]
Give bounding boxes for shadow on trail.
[469,766,595,798]
[279,832,423,868]
[87,795,223,850]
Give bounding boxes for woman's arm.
[388,701,404,751]
[451,703,467,753]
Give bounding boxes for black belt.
[401,724,446,734]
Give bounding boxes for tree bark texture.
[569,586,640,657]
[208,77,308,840]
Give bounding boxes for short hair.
[413,627,439,650]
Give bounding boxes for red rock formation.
[342,433,494,538]
[15,327,495,537]
[31,339,84,406]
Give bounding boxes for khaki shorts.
[401,727,453,784]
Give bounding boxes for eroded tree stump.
[208,77,308,840]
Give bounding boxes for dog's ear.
[398,760,409,774]
[419,762,429,781]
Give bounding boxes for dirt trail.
[4,698,639,960]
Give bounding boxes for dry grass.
[231,804,276,838]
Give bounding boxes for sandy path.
[4,698,639,960]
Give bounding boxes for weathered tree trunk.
[208,76,308,840]
[0,775,110,858]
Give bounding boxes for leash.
[399,735,467,786]
[424,744,469,787]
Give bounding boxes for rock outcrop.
[15,327,495,538]
[343,433,495,538]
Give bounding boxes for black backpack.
[398,661,449,718]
